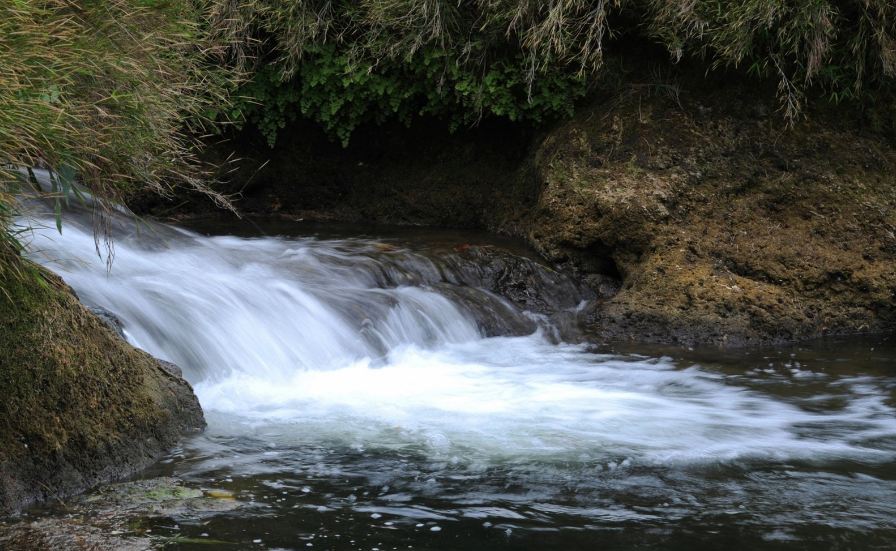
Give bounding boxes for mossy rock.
[528,90,896,346]
[0,264,204,513]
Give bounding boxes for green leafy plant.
[211,0,895,144]
[231,44,587,146]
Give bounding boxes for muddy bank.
[0,267,204,514]
[139,84,896,347]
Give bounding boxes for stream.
[13,207,896,550]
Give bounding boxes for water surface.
[20,210,896,550]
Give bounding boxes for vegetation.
[218,0,896,145]
[0,266,204,513]
[1,1,894,268]
[233,46,587,147]
[0,0,236,277]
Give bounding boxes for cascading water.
[16,198,896,549]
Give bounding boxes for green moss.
[528,88,896,345]
[0,262,200,512]
[0,267,157,458]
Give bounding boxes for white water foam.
[23,213,896,467]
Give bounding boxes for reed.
[0,0,238,276]
[212,1,895,143]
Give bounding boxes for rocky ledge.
[0,268,204,514]
[171,81,895,347]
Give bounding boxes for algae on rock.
[0,266,204,513]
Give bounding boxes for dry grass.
[0,0,240,276]
[2,1,893,277]
[214,0,895,116]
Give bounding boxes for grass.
[216,0,895,123]
[1,1,893,277]
[0,0,239,278]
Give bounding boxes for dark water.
[14,212,896,550]
[122,337,895,551]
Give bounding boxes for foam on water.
[22,212,896,468]
[196,338,896,465]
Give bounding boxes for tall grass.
[0,0,237,276]
[215,0,895,124]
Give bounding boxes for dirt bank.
[0,266,204,514]
[139,83,896,347]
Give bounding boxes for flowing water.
[17,206,896,550]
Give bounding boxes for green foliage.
[232,45,586,146]
[212,0,896,144]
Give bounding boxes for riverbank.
[142,82,896,347]
[0,267,204,514]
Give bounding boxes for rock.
[0,519,152,551]
[527,92,896,346]
[88,305,125,338]
[86,306,189,383]
[0,477,242,551]
[146,83,896,346]
[449,246,595,315]
[584,274,621,299]
[0,269,205,515]
[442,246,596,341]
[432,283,538,337]
[156,360,183,378]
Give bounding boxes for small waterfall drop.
[19,204,896,466]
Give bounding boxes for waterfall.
[19,202,896,466]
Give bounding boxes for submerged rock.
[0,477,241,550]
[0,268,204,514]
[434,245,595,341]
[448,245,595,315]
[0,518,152,551]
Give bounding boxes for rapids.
[16,201,896,549]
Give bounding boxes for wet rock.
[147,87,896,346]
[0,477,242,551]
[448,246,595,316]
[81,477,241,518]
[583,274,622,299]
[0,518,152,551]
[432,283,537,337]
[85,306,190,395]
[156,360,183,379]
[0,270,205,515]
[88,306,125,339]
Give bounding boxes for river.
[17,208,896,550]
